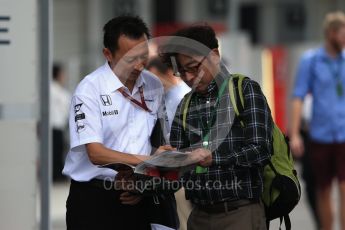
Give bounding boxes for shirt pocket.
[144,96,158,114]
[314,65,333,87]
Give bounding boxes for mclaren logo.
[74,103,83,113]
[100,95,112,106]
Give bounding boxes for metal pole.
[229,0,239,32]
[40,0,52,229]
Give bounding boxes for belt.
[71,179,171,203]
[196,199,257,214]
[71,179,115,190]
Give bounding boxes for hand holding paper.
[189,148,212,167]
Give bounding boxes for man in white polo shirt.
[63,15,178,230]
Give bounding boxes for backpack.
[181,74,301,230]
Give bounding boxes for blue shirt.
[293,47,345,143]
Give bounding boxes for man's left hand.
[199,153,212,167]
[190,148,212,167]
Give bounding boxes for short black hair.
[146,57,170,74]
[173,25,218,50]
[103,15,150,53]
[53,63,62,80]
[159,24,218,66]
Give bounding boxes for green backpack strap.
[182,93,193,131]
[229,74,247,127]
[183,74,247,131]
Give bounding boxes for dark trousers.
[66,180,178,230]
[300,130,320,229]
[53,129,66,181]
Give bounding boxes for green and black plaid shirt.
[170,67,273,205]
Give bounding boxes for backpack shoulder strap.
[229,74,247,127]
[182,93,193,131]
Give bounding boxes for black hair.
[159,24,218,66]
[53,63,62,80]
[173,25,218,50]
[146,57,170,74]
[103,15,150,53]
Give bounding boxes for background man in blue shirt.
[291,11,345,230]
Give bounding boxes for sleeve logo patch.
[75,113,85,122]
[74,103,83,113]
[74,103,86,133]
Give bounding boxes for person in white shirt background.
[50,64,71,182]
[147,57,191,230]
[62,15,178,230]
[147,57,191,131]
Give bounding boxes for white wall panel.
[0,0,38,229]
[0,0,38,104]
[0,121,37,230]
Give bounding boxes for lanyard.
[327,58,344,97]
[194,79,229,174]
[196,79,229,146]
[118,86,152,112]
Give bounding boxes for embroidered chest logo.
[100,95,112,106]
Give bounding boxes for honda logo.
[100,95,112,106]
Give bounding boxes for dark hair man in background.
[147,57,190,131]
[51,63,70,182]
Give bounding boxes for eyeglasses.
[176,56,207,76]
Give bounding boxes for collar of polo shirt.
[102,62,147,93]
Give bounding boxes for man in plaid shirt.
[160,25,273,230]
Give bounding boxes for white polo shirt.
[63,62,165,181]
